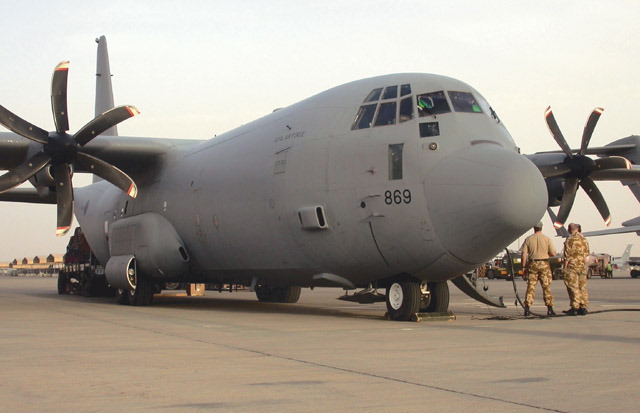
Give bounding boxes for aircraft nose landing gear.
[385,277,452,321]
[385,278,421,321]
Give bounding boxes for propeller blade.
[544,106,573,158]
[74,105,140,147]
[537,163,572,178]
[579,107,603,156]
[594,156,631,171]
[0,105,49,144]
[53,165,73,236]
[553,177,579,228]
[579,177,611,226]
[0,152,51,193]
[76,152,137,198]
[547,208,571,237]
[590,168,640,181]
[51,61,70,134]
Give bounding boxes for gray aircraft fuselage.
[75,73,547,288]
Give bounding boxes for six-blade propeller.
[541,106,640,229]
[0,61,139,236]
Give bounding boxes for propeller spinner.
[0,61,139,236]
[541,106,640,229]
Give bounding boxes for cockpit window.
[352,104,377,130]
[364,88,383,102]
[399,97,413,122]
[374,102,397,126]
[352,85,413,130]
[417,91,450,116]
[448,91,482,113]
[382,86,398,100]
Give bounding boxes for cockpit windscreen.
[416,91,450,116]
[448,91,483,113]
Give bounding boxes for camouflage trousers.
[564,268,589,309]
[524,260,553,307]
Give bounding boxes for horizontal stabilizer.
[0,188,56,204]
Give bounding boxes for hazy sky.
[0,1,639,261]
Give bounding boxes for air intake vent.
[298,205,329,230]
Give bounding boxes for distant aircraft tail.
[612,244,633,269]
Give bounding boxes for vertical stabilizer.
[620,244,632,263]
[95,35,117,136]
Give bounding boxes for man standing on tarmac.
[562,223,590,316]
[520,221,557,317]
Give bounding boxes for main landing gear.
[116,277,155,306]
[255,285,301,303]
[385,277,450,321]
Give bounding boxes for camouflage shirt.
[563,233,590,271]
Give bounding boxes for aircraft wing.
[534,135,639,158]
[582,225,640,237]
[0,131,202,202]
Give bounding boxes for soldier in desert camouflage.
[562,223,590,316]
[520,221,558,317]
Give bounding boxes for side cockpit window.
[448,91,483,113]
[382,85,398,100]
[352,104,377,130]
[352,84,413,130]
[417,91,450,116]
[399,97,413,123]
[364,88,383,102]
[374,102,397,126]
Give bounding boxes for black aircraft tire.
[255,285,275,302]
[116,288,130,305]
[256,285,301,303]
[278,286,301,303]
[57,272,70,295]
[81,270,95,297]
[386,279,421,321]
[422,281,449,313]
[128,280,155,306]
[163,282,181,290]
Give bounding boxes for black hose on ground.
[505,249,550,318]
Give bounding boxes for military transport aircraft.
[0,37,639,321]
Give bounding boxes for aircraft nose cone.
[425,143,547,264]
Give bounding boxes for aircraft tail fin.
[620,244,633,263]
[95,35,117,137]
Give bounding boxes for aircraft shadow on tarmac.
[38,289,387,321]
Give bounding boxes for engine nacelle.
[105,254,137,290]
[546,178,564,207]
[108,212,190,279]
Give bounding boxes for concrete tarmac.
[1,273,639,412]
